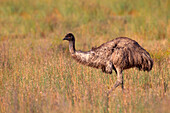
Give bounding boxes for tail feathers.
[137,52,153,71]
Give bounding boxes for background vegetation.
[0,0,169,113]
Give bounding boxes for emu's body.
[63,33,153,94]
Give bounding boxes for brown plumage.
[63,33,153,94]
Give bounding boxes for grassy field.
[0,0,169,113]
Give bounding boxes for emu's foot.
[107,80,122,95]
[122,88,129,94]
[107,89,113,96]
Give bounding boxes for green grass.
[0,0,170,113]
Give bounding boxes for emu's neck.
[69,41,76,54]
[69,40,90,64]
[68,40,106,69]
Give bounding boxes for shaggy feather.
[68,36,153,73]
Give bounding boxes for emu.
[63,33,153,94]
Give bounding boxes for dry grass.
[0,0,170,113]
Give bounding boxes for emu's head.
[63,33,75,41]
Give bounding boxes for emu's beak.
[63,37,68,40]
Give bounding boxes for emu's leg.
[122,75,124,90]
[107,68,123,94]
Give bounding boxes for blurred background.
[0,0,169,40]
[0,0,169,113]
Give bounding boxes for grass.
[0,0,169,113]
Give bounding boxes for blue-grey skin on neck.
[69,41,75,54]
